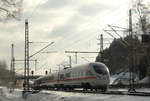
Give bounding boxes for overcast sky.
[0,0,132,75]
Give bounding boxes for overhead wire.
[56,14,129,65]
[61,12,130,52]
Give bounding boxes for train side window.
[49,75,54,80]
[52,75,54,80]
[83,72,85,76]
[60,74,64,80]
[75,73,77,78]
[82,71,84,76]
[41,79,45,83]
[38,81,41,84]
[80,72,82,77]
[76,72,78,77]
[71,73,74,78]
[65,73,71,78]
[73,73,75,78]
[77,72,79,77]
[81,72,83,76]
[45,77,49,81]
[82,71,85,76]
[86,70,93,76]
[78,72,80,77]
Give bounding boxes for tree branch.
[0,7,9,13]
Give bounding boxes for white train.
[33,62,110,91]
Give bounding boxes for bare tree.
[134,0,150,34]
[0,0,23,21]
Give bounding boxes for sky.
[0,0,132,75]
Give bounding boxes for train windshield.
[93,65,107,75]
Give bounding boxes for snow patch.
[138,76,150,84]
[0,87,150,101]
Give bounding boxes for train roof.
[59,62,108,72]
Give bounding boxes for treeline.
[96,35,150,80]
[0,60,12,86]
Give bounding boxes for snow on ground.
[0,87,24,101]
[138,76,150,84]
[111,72,150,85]
[0,87,150,101]
[136,88,150,93]
[27,90,150,101]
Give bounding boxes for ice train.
[33,62,110,91]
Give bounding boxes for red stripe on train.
[62,76,96,81]
[41,76,97,84]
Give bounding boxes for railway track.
[34,89,150,97]
[104,91,150,96]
